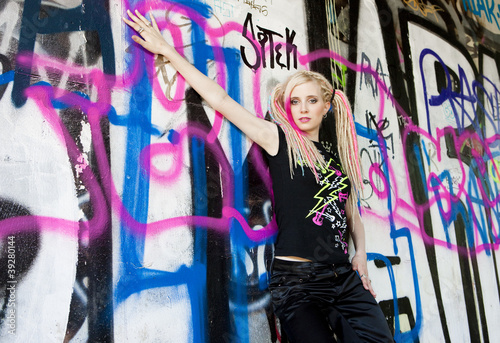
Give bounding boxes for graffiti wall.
[0,0,499,342]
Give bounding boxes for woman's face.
[289,81,330,141]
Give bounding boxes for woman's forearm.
[157,44,229,113]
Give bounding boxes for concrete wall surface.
[0,0,499,342]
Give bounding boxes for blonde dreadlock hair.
[268,70,362,209]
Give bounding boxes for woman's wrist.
[354,250,366,257]
[158,44,177,59]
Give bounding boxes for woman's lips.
[299,117,310,123]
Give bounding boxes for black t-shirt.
[265,126,351,264]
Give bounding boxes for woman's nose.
[300,102,308,113]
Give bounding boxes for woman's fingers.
[367,282,376,298]
[122,16,148,50]
[360,273,377,298]
[122,15,139,31]
[124,9,160,37]
[125,9,151,36]
[126,9,141,25]
[150,13,160,32]
[123,10,146,37]
[134,10,152,29]
[123,8,169,55]
[360,273,369,288]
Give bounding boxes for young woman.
[123,9,394,343]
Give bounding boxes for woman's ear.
[324,101,331,114]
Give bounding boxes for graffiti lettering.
[240,12,297,70]
[360,53,391,99]
[242,0,269,16]
[211,0,235,17]
[462,0,498,27]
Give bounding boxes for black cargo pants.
[269,259,394,343]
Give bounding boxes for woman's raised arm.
[123,10,278,155]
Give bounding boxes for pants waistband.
[271,258,351,273]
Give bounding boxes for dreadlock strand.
[332,90,363,211]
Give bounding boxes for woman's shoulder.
[264,124,287,158]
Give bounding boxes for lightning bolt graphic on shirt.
[306,158,349,219]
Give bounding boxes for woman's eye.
[309,98,318,104]
[291,99,299,105]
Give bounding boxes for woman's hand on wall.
[122,9,174,58]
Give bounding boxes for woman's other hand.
[351,252,376,298]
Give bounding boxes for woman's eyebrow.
[290,95,318,98]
